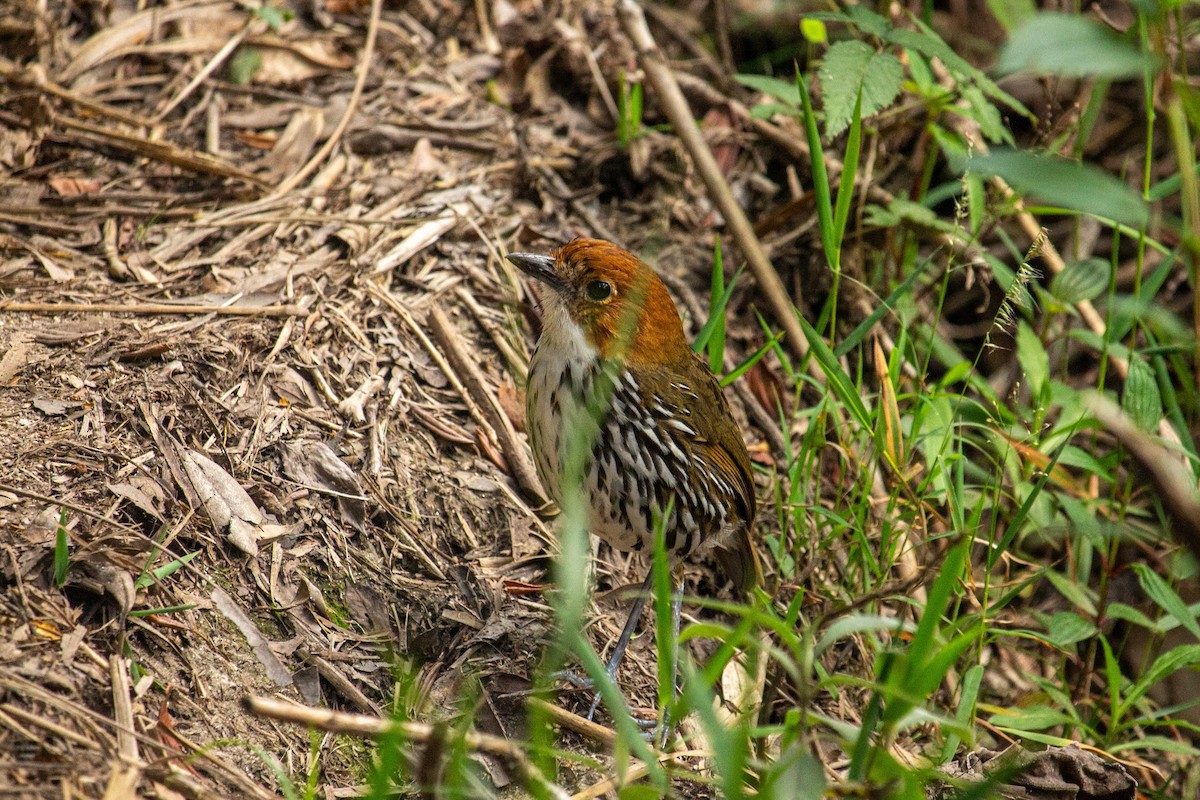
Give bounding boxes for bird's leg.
[584,569,654,721]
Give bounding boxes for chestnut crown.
[507,238,690,364]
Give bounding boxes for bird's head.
[508,239,689,364]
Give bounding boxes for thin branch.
[618,0,811,367]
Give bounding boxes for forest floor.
[0,0,1186,798]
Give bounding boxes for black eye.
[586,280,612,301]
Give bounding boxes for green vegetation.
[356,2,1199,797]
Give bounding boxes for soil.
[0,1,800,795]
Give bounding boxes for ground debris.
[936,744,1137,800]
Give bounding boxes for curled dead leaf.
[177,445,289,556]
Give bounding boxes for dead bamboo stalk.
[0,302,304,316]
[618,0,811,367]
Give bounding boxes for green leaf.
[1120,644,1200,715]
[796,68,835,265]
[1131,563,1200,639]
[136,551,200,590]
[1110,735,1200,757]
[960,84,1012,144]
[707,237,726,374]
[1043,569,1097,616]
[985,0,1036,32]
[228,47,262,85]
[818,41,903,140]
[997,14,1156,79]
[1015,321,1049,401]
[835,256,932,357]
[864,198,962,235]
[967,148,1149,228]
[254,5,293,31]
[941,663,983,763]
[889,20,1030,118]
[990,705,1075,731]
[800,17,827,43]
[816,614,908,655]
[1049,258,1112,305]
[734,73,800,106]
[1122,357,1162,431]
[796,313,872,432]
[1044,611,1097,647]
[1105,601,1162,631]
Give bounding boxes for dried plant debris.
[938,744,1137,800]
[0,0,1193,797]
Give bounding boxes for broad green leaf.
[864,198,962,235]
[1044,569,1097,615]
[816,614,909,655]
[1121,644,1200,714]
[1105,602,1162,631]
[997,14,1156,79]
[817,6,1031,117]
[1050,258,1112,305]
[989,705,1074,731]
[967,149,1149,228]
[1131,563,1200,639]
[1110,735,1200,757]
[734,73,800,106]
[960,84,1012,144]
[889,20,1030,117]
[254,5,293,30]
[818,41,903,139]
[1122,357,1162,431]
[228,48,262,85]
[1044,611,1097,647]
[986,0,1035,31]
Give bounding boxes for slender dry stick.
[428,304,546,502]
[618,0,811,368]
[526,697,616,746]
[0,301,303,316]
[54,113,265,186]
[155,19,254,122]
[269,0,382,197]
[1086,393,1200,563]
[0,57,156,129]
[244,696,570,799]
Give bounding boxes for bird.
[507,237,758,717]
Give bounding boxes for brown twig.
[0,301,304,316]
[618,0,811,368]
[0,57,156,129]
[154,20,255,122]
[110,657,138,763]
[427,304,547,503]
[268,0,382,197]
[244,695,570,799]
[526,697,616,746]
[1085,393,1200,563]
[53,113,266,187]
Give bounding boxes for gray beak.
[507,252,565,293]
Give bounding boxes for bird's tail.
[714,525,762,596]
